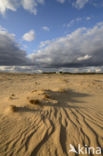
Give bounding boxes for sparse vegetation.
[31,90,37,93]
[11,94,15,96]
[9,94,15,100]
[43,94,50,99]
[29,99,40,105]
[9,96,13,100]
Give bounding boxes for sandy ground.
[0,73,103,156]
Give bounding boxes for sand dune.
[0,73,103,156]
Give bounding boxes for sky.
[0,0,103,73]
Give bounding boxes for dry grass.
[29,99,41,105]
[9,96,14,100]
[31,90,37,93]
[11,94,15,97]
[9,94,15,100]
[43,94,50,99]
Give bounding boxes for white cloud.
[0,66,43,73]
[22,30,35,42]
[29,22,103,68]
[0,0,18,15]
[86,16,91,21]
[95,68,101,73]
[56,0,65,4]
[0,0,45,15]
[65,16,92,28]
[37,0,45,4]
[42,26,50,31]
[0,66,103,73]
[77,55,92,61]
[72,0,88,9]
[40,40,51,48]
[22,0,37,15]
[66,17,82,27]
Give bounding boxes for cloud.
[66,16,92,27]
[0,0,18,15]
[39,40,51,48]
[66,17,82,27]
[95,68,101,73]
[22,30,35,42]
[0,66,103,73]
[72,0,88,9]
[77,55,92,61]
[56,66,103,73]
[21,0,45,15]
[0,0,45,15]
[0,66,43,73]
[56,0,65,4]
[1,22,103,70]
[86,16,91,21]
[65,16,92,28]
[29,22,103,68]
[0,26,30,65]
[42,26,50,31]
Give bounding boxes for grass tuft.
[29,99,40,105]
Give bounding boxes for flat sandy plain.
[0,73,103,156]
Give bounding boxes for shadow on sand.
[40,89,90,109]
[12,106,42,113]
[14,89,90,112]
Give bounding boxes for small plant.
[31,90,37,93]
[9,94,15,100]
[43,94,50,99]
[29,99,40,105]
[11,94,15,96]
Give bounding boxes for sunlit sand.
[0,73,103,156]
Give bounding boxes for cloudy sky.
[0,0,103,72]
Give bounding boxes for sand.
[0,73,103,156]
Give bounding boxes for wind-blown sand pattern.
[0,73,103,156]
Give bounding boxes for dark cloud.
[1,22,103,70]
[0,29,30,65]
